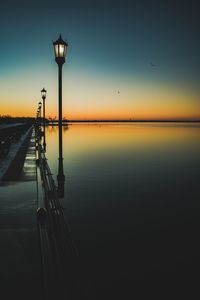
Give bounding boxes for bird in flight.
[150,62,156,67]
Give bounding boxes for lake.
[45,122,200,299]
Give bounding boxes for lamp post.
[38,102,42,138]
[53,34,68,127]
[41,88,47,151]
[53,34,68,197]
[38,102,42,119]
[41,88,47,125]
[36,110,39,125]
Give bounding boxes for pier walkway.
[0,127,42,300]
[0,124,82,299]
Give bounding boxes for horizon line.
[1,116,200,123]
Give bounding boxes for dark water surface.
[46,123,200,299]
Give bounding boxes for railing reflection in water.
[35,122,81,299]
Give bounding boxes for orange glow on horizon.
[1,106,200,121]
[1,94,200,121]
[1,70,200,120]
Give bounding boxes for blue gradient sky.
[0,0,199,119]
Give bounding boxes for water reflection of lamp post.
[41,88,47,151]
[57,134,65,197]
[53,34,68,197]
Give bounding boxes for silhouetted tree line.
[0,115,35,125]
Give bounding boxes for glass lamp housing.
[41,88,47,99]
[53,34,68,64]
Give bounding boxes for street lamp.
[41,88,47,124]
[53,34,68,197]
[53,34,68,126]
[37,102,42,139]
[38,102,42,117]
[38,102,42,120]
[41,88,47,151]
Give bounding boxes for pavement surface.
[0,131,43,300]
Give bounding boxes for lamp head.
[41,88,47,100]
[53,34,68,66]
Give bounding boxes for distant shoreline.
[52,119,200,123]
[1,117,200,124]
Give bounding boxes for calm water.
[45,123,200,299]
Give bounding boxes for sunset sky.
[0,0,199,120]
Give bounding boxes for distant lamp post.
[41,88,47,152]
[53,34,68,197]
[37,102,42,139]
[38,102,42,118]
[41,88,47,124]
